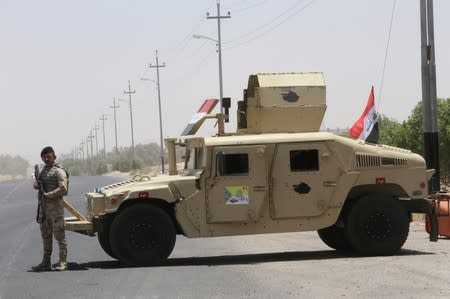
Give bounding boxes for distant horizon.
[1,0,449,161]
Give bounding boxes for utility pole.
[85,137,89,160]
[71,147,76,160]
[93,124,100,157]
[87,137,90,160]
[80,141,85,162]
[149,50,166,174]
[79,141,85,174]
[124,80,136,170]
[88,131,95,175]
[88,131,94,161]
[99,114,108,159]
[207,0,230,113]
[420,0,440,193]
[110,97,120,170]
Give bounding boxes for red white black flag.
[181,99,219,136]
[349,86,379,143]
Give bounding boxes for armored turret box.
[237,72,326,134]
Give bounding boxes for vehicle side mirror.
[222,98,231,123]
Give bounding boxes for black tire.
[345,194,409,256]
[98,221,117,259]
[318,225,351,251]
[109,204,176,266]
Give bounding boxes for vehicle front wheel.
[97,219,117,259]
[345,194,409,256]
[109,204,176,266]
[317,224,351,251]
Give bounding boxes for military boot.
[32,258,51,272]
[52,261,67,271]
[52,249,67,271]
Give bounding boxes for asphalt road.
[0,176,449,299]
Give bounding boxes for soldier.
[32,146,68,271]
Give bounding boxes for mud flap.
[400,199,438,242]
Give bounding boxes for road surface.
[0,176,449,298]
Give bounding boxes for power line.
[163,19,208,61]
[159,1,217,64]
[171,49,216,84]
[225,0,270,14]
[377,0,397,115]
[224,0,315,49]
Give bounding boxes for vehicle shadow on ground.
[66,248,434,271]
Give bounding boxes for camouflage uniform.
[38,163,68,267]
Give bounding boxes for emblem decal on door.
[293,182,311,194]
[225,185,249,205]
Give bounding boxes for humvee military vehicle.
[66,72,438,266]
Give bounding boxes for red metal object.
[138,191,149,199]
[426,192,450,238]
[376,177,386,184]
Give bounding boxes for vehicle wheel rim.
[130,222,157,249]
[364,212,392,240]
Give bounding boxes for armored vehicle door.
[206,145,267,223]
[271,142,340,219]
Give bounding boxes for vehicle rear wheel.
[345,194,409,256]
[109,204,176,266]
[317,224,351,250]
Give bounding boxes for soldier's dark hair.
[40,146,55,157]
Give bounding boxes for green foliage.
[437,99,450,180]
[60,142,164,176]
[58,159,82,176]
[96,160,109,175]
[402,104,424,154]
[0,155,29,176]
[379,98,450,180]
[378,115,405,147]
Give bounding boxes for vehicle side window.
[217,153,249,176]
[290,149,319,171]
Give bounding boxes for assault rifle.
[34,164,46,223]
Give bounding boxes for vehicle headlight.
[85,193,106,217]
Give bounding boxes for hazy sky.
[1,0,449,163]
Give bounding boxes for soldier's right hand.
[33,181,39,190]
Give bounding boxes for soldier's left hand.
[43,192,50,199]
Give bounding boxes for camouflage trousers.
[40,198,67,262]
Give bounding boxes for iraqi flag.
[181,99,219,136]
[348,86,379,143]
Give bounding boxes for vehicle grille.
[355,153,408,168]
[381,157,407,166]
[356,154,381,168]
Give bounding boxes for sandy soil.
[0,174,27,182]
